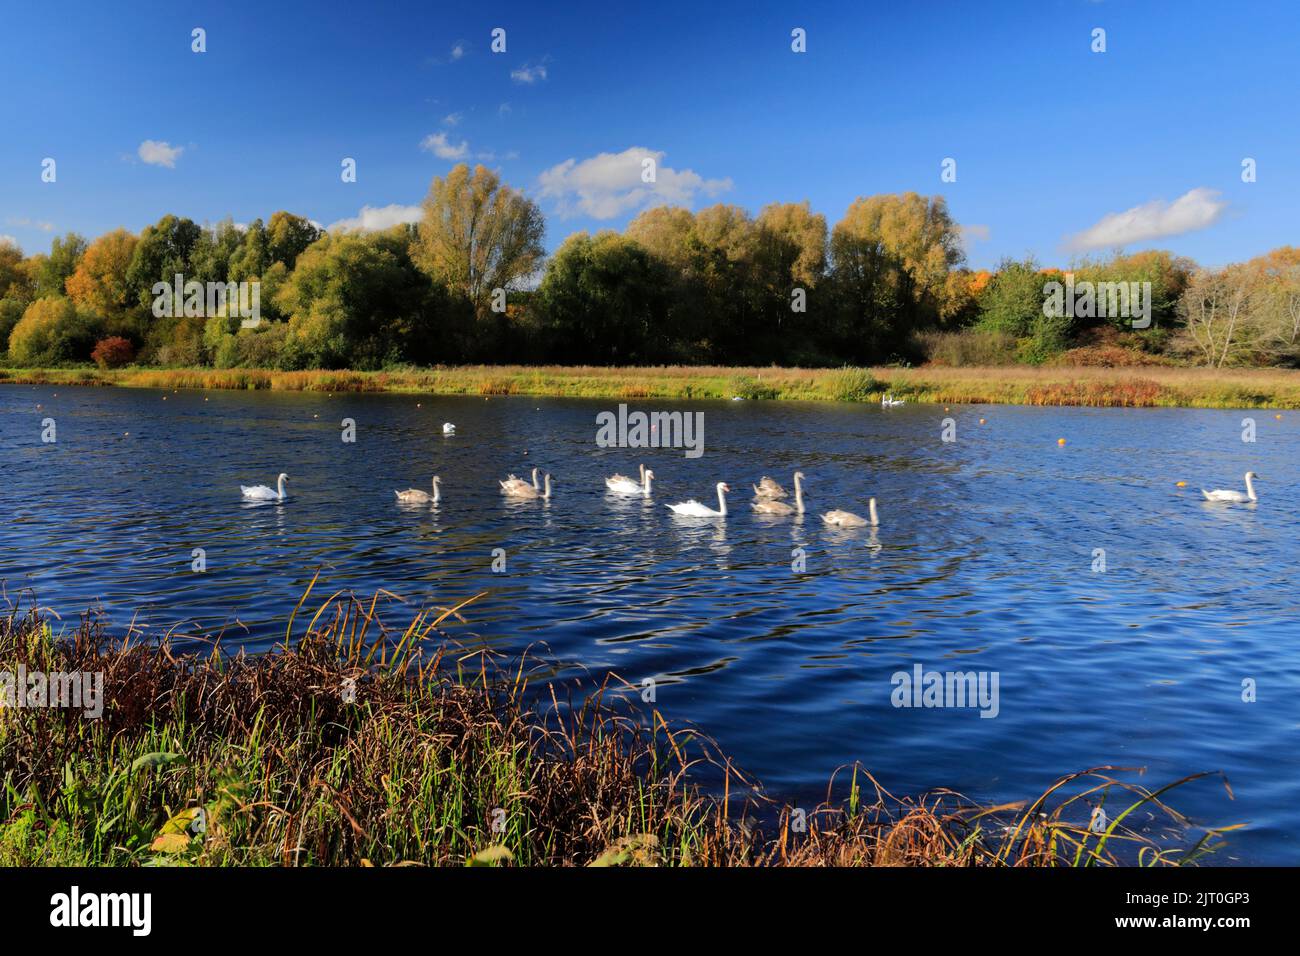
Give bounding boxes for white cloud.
[1067,187,1227,251]
[0,234,19,249]
[450,42,466,61]
[138,140,184,168]
[498,102,512,116]
[958,223,990,254]
[443,112,463,126]
[538,147,733,219]
[511,62,548,84]
[420,132,469,160]
[327,204,422,233]
[6,217,54,232]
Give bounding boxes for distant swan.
[506,472,552,500]
[607,464,653,495]
[752,475,788,499]
[882,394,905,407]
[667,482,730,517]
[500,468,540,496]
[241,473,288,500]
[396,475,441,504]
[822,497,878,527]
[753,472,804,515]
[1202,472,1259,503]
[442,422,456,435]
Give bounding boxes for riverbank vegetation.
[2,164,1297,375]
[5,362,1300,409]
[0,586,1234,866]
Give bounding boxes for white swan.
[442,422,456,435]
[395,475,441,504]
[822,497,878,527]
[241,473,288,500]
[752,475,788,499]
[504,472,552,500]
[667,482,730,517]
[1202,472,1259,503]
[882,394,905,408]
[607,464,653,495]
[500,468,540,496]
[753,472,805,515]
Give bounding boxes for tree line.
[2,163,1297,370]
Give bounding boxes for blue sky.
[1,0,1297,270]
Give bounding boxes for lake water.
[2,383,1297,864]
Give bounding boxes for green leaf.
[130,752,186,773]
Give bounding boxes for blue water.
[1,383,1297,863]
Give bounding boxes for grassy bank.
[4,363,1300,408]
[0,584,1234,866]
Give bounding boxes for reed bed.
[0,582,1237,866]
[3,363,1300,408]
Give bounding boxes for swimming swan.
[506,473,552,500]
[607,464,653,495]
[500,468,540,495]
[396,475,441,504]
[752,475,788,499]
[821,498,878,527]
[1202,472,1259,503]
[752,472,804,515]
[241,473,288,500]
[442,422,456,435]
[667,482,730,517]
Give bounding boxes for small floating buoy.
[1275,414,1283,420]
[979,418,986,425]
[1176,481,1187,488]
[1057,438,1066,446]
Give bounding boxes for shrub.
[0,298,24,354]
[7,296,102,366]
[828,367,882,402]
[730,374,780,400]
[90,336,135,369]
[917,330,1019,367]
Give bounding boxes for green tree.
[0,298,24,353]
[33,233,87,298]
[413,164,545,321]
[830,193,964,358]
[535,232,672,363]
[125,215,203,310]
[266,211,321,270]
[278,229,451,369]
[977,258,1045,338]
[7,296,102,365]
[0,240,27,300]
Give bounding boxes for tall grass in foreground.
[0,583,1238,866]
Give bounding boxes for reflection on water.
[1,384,1298,863]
